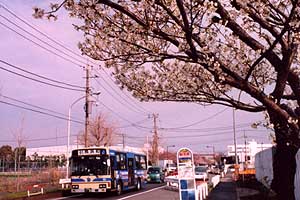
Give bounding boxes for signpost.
[177,148,197,200]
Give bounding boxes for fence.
[0,168,66,193]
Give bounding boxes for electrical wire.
[0,21,83,67]
[0,100,84,124]
[159,122,253,132]
[94,77,148,115]
[1,94,82,122]
[0,64,85,92]
[0,14,88,66]
[98,101,153,130]
[0,5,150,116]
[0,59,84,89]
[116,117,151,128]
[93,70,150,114]
[0,4,88,64]
[160,107,229,129]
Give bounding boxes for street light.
[66,96,84,179]
[66,92,100,179]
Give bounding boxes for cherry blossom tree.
[36,0,300,198]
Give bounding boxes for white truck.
[159,160,177,175]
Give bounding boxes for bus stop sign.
[177,147,197,200]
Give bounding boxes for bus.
[69,146,147,195]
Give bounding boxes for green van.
[146,166,165,183]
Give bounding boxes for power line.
[93,69,150,114]
[159,122,252,132]
[0,63,85,92]
[1,94,82,122]
[98,101,153,130]
[0,59,84,89]
[161,107,229,129]
[0,4,87,60]
[0,4,150,115]
[116,117,151,128]
[0,20,83,67]
[0,100,84,124]
[93,77,148,115]
[0,14,88,66]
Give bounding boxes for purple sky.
[0,0,272,154]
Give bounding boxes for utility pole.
[232,108,238,165]
[84,65,90,147]
[244,130,247,165]
[122,133,125,149]
[146,135,149,166]
[152,113,159,166]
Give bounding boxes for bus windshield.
[71,155,110,176]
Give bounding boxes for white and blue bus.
[69,146,147,195]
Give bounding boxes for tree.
[36,1,300,198]
[13,147,26,162]
[0,145,13,162]
[78,113,118,146]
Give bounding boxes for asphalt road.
[47,183,179,200]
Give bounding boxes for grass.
[3,191,28,200]
[0,188,62,200]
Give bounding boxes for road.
[47,183,179,200]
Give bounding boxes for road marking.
[117,185,166,200]
[48,194,82,200]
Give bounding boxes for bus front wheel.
[116,181,122,196]
[136,178,141,190]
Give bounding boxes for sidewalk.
[207,173,239,200]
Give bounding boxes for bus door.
[128,158,134,186]
[110,156,116,189]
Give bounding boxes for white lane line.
[117,185,166,200]
[48,194,83,200]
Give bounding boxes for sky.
[0,0,273,154]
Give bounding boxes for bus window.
[128,158,133,168]
[140,156,146,169]
[71,155,109,176]
[135,155,141,169]
[116,153,127,170]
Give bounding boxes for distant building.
[26,145,145,159]
[227,140,273,165]
[26,145,83,160]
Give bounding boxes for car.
[147,166,165,183]
[166,163,177,175]
[194,166,208,181]
[228,165,236,172]
[210,165,221,174]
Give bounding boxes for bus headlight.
[99,184,106,188]
[72,185,79,189]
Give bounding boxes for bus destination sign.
[77,149,107,156]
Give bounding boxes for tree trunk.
[271,142,298,200]
[268,106,299,200]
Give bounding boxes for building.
[26,145,83,159]
[227,139,273,166]
[26,145,145,160]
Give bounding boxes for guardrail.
[197,182,208,200]
[165,175,210,200]
[211,175,220,188]
[27,184,44,197]
[165,176,179,191]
